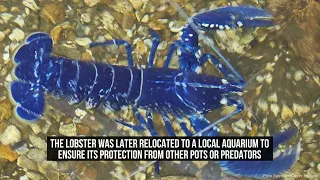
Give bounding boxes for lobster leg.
[163,40,200,70]
[147,29,160,68]
[199,53,245,84]
[90,40,134,67]
[160,112,176,136]
[174,112,193,136]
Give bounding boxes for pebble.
[141,14,149,23]
[0,5,8,12]
[81,13,91,23]
[1,13,13,23]
[0,125,22,145]
[128,0,144,10]
[281,104,294,120]
[27,149,46,162]
[26,171,44,180]
[22,0,39,11]
[0,144,19,162]
[76,37,92,47]
[84,0,100,7]
[19,175,29,180]
[41,2,65,24]
[0,98,11,121]
[17,155,38,171]
[59,123,77,136]
[0,31,5,42]
[13,15,25,27]
[317,163,320,172]
[9,28,25,42]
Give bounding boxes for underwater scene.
[0,0,319,179]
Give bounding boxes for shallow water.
[0,0,319,180]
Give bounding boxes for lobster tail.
[219,129,300,178]
[10,81,44,121]
[10,32,52,122]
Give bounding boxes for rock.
[50,22,72,43]
[19,175,29,180]
[128,0,144,10]
[1,13,13,23]
[13,15,25,27]
[75,163,97,180]
[81,13,91,23]
[76,124,91,135]
[0,125,22,145]
[317,163,320,172]
[121,12,136,29]
[27,149,46,162]
[0,98,11,121]
[22,0,39,11]
[0,144,19,162]
[26,171,44,180]
[76,37,92,47]
[53,44,81,59]
[17,155,38,171]
[59,123,77,136]
[8,28,25,42]
[0,5,8,12]
[29,135,47,150]
[84,0,100,7]
[41,2,65,24]
[0,31,5,42]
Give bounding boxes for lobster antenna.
[167,0,245,84]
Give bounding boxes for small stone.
[0,5,8,12]
[292,103,310,116]
[29,135,47,150]
[59,123,77,136]
[81,13,91,23]
[0,98,11,121]
[19,175,29,180]
[317,163,320,172]
[30,124,41,134]
[53,44,81,59]
[27,149,46,162]
[141,14,149,23]
[76,37,92,47]
[0,144,19,162]
[9,28,25,42]
[1,13,13,23]
[75,163,97,180]
[41,2,65,24]
[80,50,93,61]
[17,155,38,171]
[22,0,39,11]
[0,31,5,42]
[13,15,25,27]
[128,0,144,10]
[84,0,100,7]
[26,171,44,180]
[50,22,71,43]
[0,125,21,145]
[281,104,294,120]
[76,124,91,135]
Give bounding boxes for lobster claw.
[192,6,274,30]
[219,128,300,178]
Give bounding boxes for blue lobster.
[9,6,299,180]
